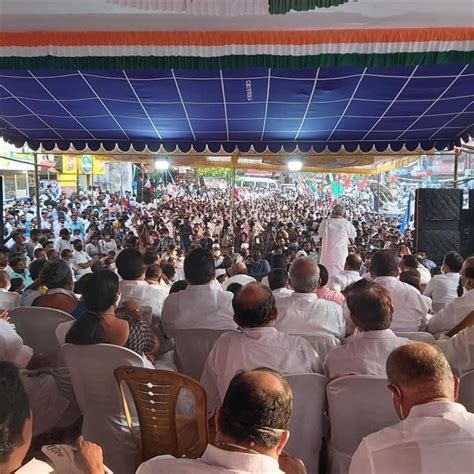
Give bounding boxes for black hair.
[66,270,119,346]
[399,269,421,292]
[39,259,73,289]
[9,278,24,293]
[219,367,292,449]
[8,256,23,269]
[28,258,47,281]
[226,282,243,295]
[116,248,145,280]
[270,254,287,270]
[145,263,162,280]
[0,362,30,464]
[371,250,399,277]
[400,255,420,269]
[268,269,289,291]
[233,284,276,328]
[443,252,464,273]
[161,263,176,280]
[143,250,159,266]
[184,248,215,285]
[317,264,329,287]
[169,280,188,294]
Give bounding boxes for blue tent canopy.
[0,64,473,154]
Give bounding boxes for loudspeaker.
[461,208,474,257]
[470,189,474,209]
[415,189,463,264]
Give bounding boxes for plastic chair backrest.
[61,343,145,474]
[294,333,341,360]
[10,306,74,364]
[285,373,328,474]
[459,370,474,413]
[327,375,399,474]
[174,329,237,380]
[395,332,435,344]
[0,291,20,310]
[114,366,208,463]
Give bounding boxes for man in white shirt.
[222,262,255,290]
[275,257,345,339]
[369,250,430,332]
[427,257,474,335]
[98,232,118,255]
[201,283,321,417]
[268,268,293,301]
[324,279,410,380]
[349,342,474,474]
[329,253,363,291]
[161,248,236,338]
[71,239,94,279]
[138,368,304,474]
[116,248,167,319]
[399,254,431,286]
[53,228,73,254]
[318,204,357,278]
[0,362,104,474]
[0,271,20,310]
[424,251,463,312]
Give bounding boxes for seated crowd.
[0,213,473,473]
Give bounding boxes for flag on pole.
[400,193,413,233]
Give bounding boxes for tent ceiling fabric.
[0,65,473,153]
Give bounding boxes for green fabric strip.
[268,0,350,14]
[1,51,473,70]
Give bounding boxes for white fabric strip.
[1,41,473,58]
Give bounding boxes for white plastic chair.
[327,375,399,474]
[395,332,435,344]
[285,373,328,474]
[0,290,20,310]
[9,306,74,365]
[459,370,474,413]
[174,329,237,380]
[61,343,146,474]
[294,333,341,360]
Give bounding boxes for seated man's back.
[161,248,236,337]
[275,257,345,338]
[370,251,430,332]
[200,283,321,416]
[350,343,474,474]
[324,279,410,380]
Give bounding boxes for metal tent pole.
[34,153,41,228]
[453,149,460,189]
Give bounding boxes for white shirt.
[222,274,256,290]
[417,264,432,285]
[318,218,357,277]
[53,237,73,253]
[329,270,362,292]
[428,289,474,335]
[161,282,236,338]
[119,280,167,318]
[272,287,293,302]
[0,288,20,310]
[349,402,474,474]
[275,292,345,339]
[374,277,430,332]
[99,239,118,254]
[71,250,92,277]
[0,319,33,368]
[200,327,321,416]
[436,327,474,376]
[137,444,284,474]
[323,329,411,380]
[424,273,461,312]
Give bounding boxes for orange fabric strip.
[1,28,473,47]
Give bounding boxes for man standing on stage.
[318,204,357,279]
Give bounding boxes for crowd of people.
[0,182,473,473]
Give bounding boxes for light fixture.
[206,156,232,163]
[288,159,303,172]
[155,157,170,170]
[237,157,263,165]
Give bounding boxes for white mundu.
[318,217,357,278]
[349,401,474,474]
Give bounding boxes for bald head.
[345,253,363,272]
[289,257,319,293]
[232,283,276,328]
[0,270,10,289]
[387,342,456,402]
[218,367,293,450]
[231,261,248,276]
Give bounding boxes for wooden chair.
[114,366,209,464]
